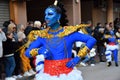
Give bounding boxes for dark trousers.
[0,57,6,79]
[97,45,106,61]
[13,52,22,75]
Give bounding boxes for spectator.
[33,21,42,30]
[2,21,10,33]
[0,28,7,79]
[24,21,33,36]
[17,24,35,77]
[3,31,19,80]
[114,18,120,32]
[93,23,106,62]
[0,28,7,58]
[80,48,96,66]
[8,23,22,78]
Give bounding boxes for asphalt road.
[77,61,120,80]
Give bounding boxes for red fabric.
[109,42,115,45]
[44,58,73,76]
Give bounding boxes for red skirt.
[44,58,73,76]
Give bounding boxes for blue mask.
[45,8,61,29]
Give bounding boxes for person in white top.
[0,28,7,58]
[0,28,6,79]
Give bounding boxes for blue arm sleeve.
[25,37,42,58]
[70,32,96,50]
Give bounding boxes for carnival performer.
[25,4,96,80]
[104,25,119,67]
[116,26,120,62]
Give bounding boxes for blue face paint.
[45,8,61,29]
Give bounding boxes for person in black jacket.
[93,23,106,62]
[3,31,19,80]
[24,21,33,36]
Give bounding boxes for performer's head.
[45,5,62,29]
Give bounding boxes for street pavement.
[77,61,120,80]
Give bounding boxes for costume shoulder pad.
[58,24,88,37]
[27,28,52,41]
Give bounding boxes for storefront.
[0,0,10,28]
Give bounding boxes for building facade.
[0,0,120,28]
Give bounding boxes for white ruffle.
[36,55,45,64]
[106,45,119,51]
[35,68,83,80]
[35,55,45,72]
[35,55,83,80]
[36,64,44,72]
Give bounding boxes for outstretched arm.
[66,32,96,68]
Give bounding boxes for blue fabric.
[25,32,96,60]
[37,61,44,66]
[25,48,32,58]
[38,47,50,58]
[108,38,116,43]
[66,56,80,68]
[113,49,118,63]
[110,30,114,36]
[4,56,16,77]
[105,53,111,56]
[25,46,50,58]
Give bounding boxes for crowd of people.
[79,18,120,67]
[0,3,120,80]
[0,20,44,80]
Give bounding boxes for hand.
[18,38,23,42]
[27,47,50,58]
[0,28,2,32]
[38,47,50,58]
[66,56,80,68]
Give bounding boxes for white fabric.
[0,31,7,57]
[35,55,45,73]
[35,68,83,80]
[105,44,118,62]
[88,48,96,57]
[17,31,26,40]
[72,49,77,57]
[76,41,83,47]
[4,53,14,57]
[105,50,112,62]
[106,45,119,51]
[0,46,3,57]
[75,30,84,47]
